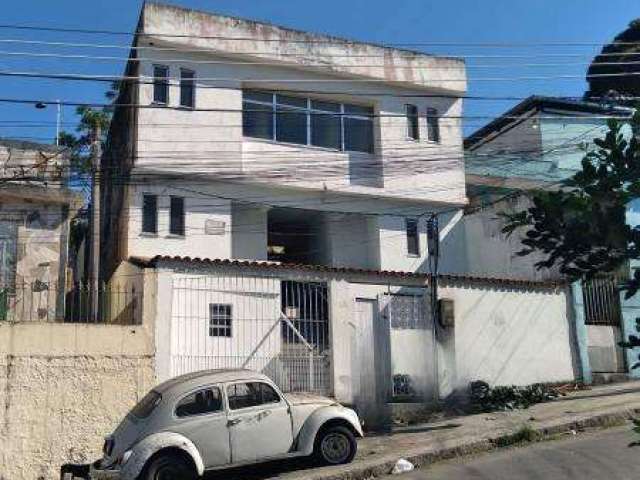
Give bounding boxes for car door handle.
[227,418,241,427]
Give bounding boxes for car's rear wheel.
[142,453,197,480]
[314,425,357,465]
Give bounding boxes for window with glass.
[242,90,374,153]
[406,104,419,140]
[426,108,440,143]
[227,382,280,410]
[406,218,420,256]
[209,304,232,337]
[169,196,185,236]
[153,65,169,105]
[141,194,157,234]
[175,387,223,417]
[180,68,195,108]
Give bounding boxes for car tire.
[142,453,197,480]
[314,425,357,465]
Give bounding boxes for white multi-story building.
[101,1,468,279]
[97,3,578,425]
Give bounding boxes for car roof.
[153,369,271,396]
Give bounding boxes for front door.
[351,299,383,429]
[170,385,231,468]
[226,381,293,464]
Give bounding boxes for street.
[380,426,640,480]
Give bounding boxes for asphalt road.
[380,426,640,480]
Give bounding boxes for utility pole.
[55,100,61,146]
[90,124,101,322]
[426,213,440,402]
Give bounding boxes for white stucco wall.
[133,38,466,205]
[439,282,577,394]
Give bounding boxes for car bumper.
[60,461,120,480]
[89,460,121,480]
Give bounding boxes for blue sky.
[0,0,638,142]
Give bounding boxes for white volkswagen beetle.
[89,369,363,480]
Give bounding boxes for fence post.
[309,351,315,391]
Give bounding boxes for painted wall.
[439,282,578,394]
[133,42,466,205]
[0,322,155,480]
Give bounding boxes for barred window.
[209,304,232,337]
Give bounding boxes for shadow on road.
[204,457,322,480]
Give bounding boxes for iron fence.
[0,281,141,324]
[170,275,331,395]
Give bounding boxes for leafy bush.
[470,380,559,412]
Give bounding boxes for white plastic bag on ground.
[391,458,415,474]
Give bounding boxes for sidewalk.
[280,381,640,480]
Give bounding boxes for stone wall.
[0,322,155,480]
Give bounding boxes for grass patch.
[493,425,542,448]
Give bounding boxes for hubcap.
[321,432,351,463]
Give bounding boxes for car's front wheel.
[142,453,197,480]
[314,425,357,465]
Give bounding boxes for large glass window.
[175,387,222,417]
[242,90,374,153]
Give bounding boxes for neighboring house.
[0,139,81,321]
[441,95,636,384]
[100,3,581,425]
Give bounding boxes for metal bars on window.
[583,275,622,326]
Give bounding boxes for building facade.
[0,139,81,321]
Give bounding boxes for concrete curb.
[297,405,640,480]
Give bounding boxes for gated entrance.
[170,274,331,395]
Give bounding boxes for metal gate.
[170,274,331,395]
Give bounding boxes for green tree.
[502,111,640,365]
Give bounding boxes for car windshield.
[130,390,162,419]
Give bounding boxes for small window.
[311,100,341,150]
[169,196,185,236]
[406,104,419,140]
[426,108,440,143]
[175,387,223,417]
[179,69,195,108]
[406,218,420,256]
[209,304,232,337]
[141,194,157,234]
[153,65,169,105]
[227,382,280,410]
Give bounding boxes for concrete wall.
[0,322,155,480]
[439,281,578,396]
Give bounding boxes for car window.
[175,387,223,417]
[130,390,161,419]
[227,382,280,410]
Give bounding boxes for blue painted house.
[446,95,637,384]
